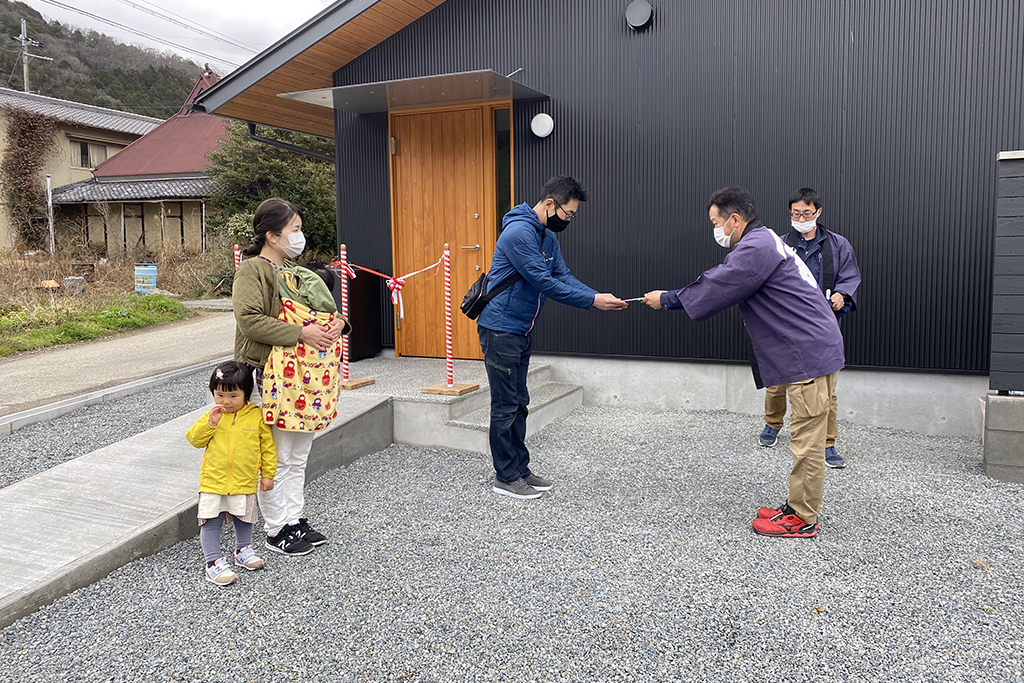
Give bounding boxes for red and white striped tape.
[329,248,454,387]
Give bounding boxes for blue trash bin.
[134,263,156,294]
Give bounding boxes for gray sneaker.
[493,478,542,500]
[522,473,553,492]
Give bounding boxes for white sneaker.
[234,545,265,571]
[205,557,238,586]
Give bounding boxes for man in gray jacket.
[759,188,861,469]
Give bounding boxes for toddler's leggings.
[199,512,253,563]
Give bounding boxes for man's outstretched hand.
[643,291,666,309]
[594,293,628,310]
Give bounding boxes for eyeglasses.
[553,200,577,221]
[790,209,819,220]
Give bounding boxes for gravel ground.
[1,406,1022,682]
[0,370,211,489]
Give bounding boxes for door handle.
[461,244,480,250]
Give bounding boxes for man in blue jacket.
[643,187,844,538]
[478,175,627,500]
[759,188,861,469]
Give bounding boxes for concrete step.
[392,364,551,448]
[447,382,583,431]
[394,377,583,455]
[444,363,551,420]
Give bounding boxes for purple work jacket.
[661,223,845,388]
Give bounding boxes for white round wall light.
[530,113,554,138]
[626,0,654,30]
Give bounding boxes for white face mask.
[280,231,306,258]
[791,218,816,234]
[714,216,733,248]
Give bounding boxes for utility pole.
[11,19,52,93]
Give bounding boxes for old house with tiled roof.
[53,68,229,254]
[0,88,161,250]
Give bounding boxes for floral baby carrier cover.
[262,297,341,432]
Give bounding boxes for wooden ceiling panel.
[221,95,330,125]
[334,17,391,43]
[373,0,418,23]
[218,101,334,138]
[252,71,328,93]
[296,45,360,68]
[361,6,414,33]
[290,52,345,74]
[317,31,381,57]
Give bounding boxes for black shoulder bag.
[460,271,521,320]
[462,228,545,320]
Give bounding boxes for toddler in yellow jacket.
[186,361,277,586]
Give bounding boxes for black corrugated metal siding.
[333,0,1024,371]
[334,109,396,345]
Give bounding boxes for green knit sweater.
[232,257,302,369]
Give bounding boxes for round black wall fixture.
[625,0,653,30]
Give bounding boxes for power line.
[132,0,259,52]
[34,0,239,67]
[109,0,257,55]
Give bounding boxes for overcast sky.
[20,0,337,75]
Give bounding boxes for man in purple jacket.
[642,187,844,538]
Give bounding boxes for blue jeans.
[478,326,532,484]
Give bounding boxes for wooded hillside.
[0,0,202,118]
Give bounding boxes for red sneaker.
[756,503,792,520]
[752,513,819,538]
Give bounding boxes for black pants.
[478,326,533,484]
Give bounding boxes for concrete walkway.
[0,311,235,417]
[0,393,392,628]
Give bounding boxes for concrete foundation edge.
[982,394,1024,481]
[534,355,989,438]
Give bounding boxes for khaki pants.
[775,371,839,525]
[764,376,839,448]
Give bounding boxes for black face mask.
[546,209,570,233]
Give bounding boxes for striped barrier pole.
[335,244,375,391]
[234,244,241,269]
[339,243,350,382]
[443,243,453,387]
[419,242,479,396]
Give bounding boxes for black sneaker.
[264,524,315,556]
[296,518,327,546]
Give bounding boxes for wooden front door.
[390,105,505,359]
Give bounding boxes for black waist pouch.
[460,271,521,320]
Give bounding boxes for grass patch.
[0,294,190,357]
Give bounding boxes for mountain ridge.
[0,0,205,119]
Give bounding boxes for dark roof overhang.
[278,69,547,114]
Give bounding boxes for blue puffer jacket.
[477,203,597,335]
